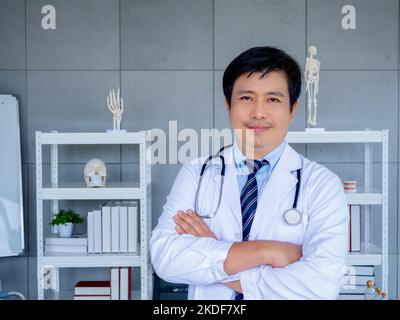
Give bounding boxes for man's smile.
[246,125,272,134]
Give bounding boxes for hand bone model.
[107,88,124,130]
[305,46,320,127]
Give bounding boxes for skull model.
[84,158,107,188]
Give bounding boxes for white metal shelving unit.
[36,131,152,300]
[286,130,389,294]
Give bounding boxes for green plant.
[49,209,84,226]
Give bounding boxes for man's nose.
[251,99,267,119]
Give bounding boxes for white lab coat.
[150,143,349,300]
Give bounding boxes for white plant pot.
[58,222,73,238]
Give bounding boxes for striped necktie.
[234,159,269,300]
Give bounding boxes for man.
[150,46,349,299]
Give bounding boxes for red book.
[74,281,111,295]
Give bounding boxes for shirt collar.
[233,139,287,172]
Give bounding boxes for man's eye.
[268,97,281,103]
[240,96,252,101]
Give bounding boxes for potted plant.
[49,209,84,238]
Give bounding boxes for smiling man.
[150,46,349,300]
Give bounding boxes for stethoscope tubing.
[196,145,301,221]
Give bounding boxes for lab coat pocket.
[274,212,309,245]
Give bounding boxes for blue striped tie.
[234,159,269,300]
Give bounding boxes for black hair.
[223,46,302,112]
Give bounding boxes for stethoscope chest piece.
[283,208,302,226]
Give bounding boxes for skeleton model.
[84,158,107,188]
[107,88,124,130]
[305,46,320,127]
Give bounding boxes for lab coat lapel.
[250,144,302,240]
[213,146,242,226]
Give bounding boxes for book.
[102,205,111,253]
[128,202,138,253]
[340,285,366,295]
[45,236,87,246]
[93,209,102,253]
[111,267,119,300]
[111,204,120,253]
[349,205,361,252]
[74,295,111,300]
[342,275,374,286]
[87,211,94,253]
[345,265,374,276]
[45,244,87,253]
[119,267,131,300]
[119,204,128,253]
[74,281,111,295]
[337,294,365,300]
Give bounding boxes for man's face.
[226,70,298,159]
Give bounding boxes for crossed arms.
[150,164,348,299]
[173,209,302,293]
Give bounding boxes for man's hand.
[173,209,216,239]
[223,240,303,275]
[223,280,242,293]
[268,241,302,268]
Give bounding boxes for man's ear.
[289,100,299,121]
[224,97,230,112]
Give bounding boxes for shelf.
[39,130,382,145]
[38,132,144,145]
[36,130,153,300]
[286,130,383,143]
[346,193,382,205]
[41,187,141,200]
[347,243,382,266]
[42,253,141,268]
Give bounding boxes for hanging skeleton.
[305,46,320,127]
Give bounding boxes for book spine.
[342,275,374,286]
[102,205,111,253]
[74,295,111,300]
[128,267,131,300]
[45,244,87,253]
[348,205,352,252]
[128,203,138,253]
[111,267,119,300]
[119,267,130,300]
[111,205,120,253]
[45,238,87,246]
[350,205,361,252]
[93,210,102,253]
[87,211,94,253]
[345,266,374,276]
[119,205,128,253]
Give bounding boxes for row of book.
[338,265,374,299]
[73,267,131,300]
[348,205,361,252]
[88,201,138,254]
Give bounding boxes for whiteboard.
[0,95,24,257]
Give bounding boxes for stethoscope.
[194,145,303,226]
